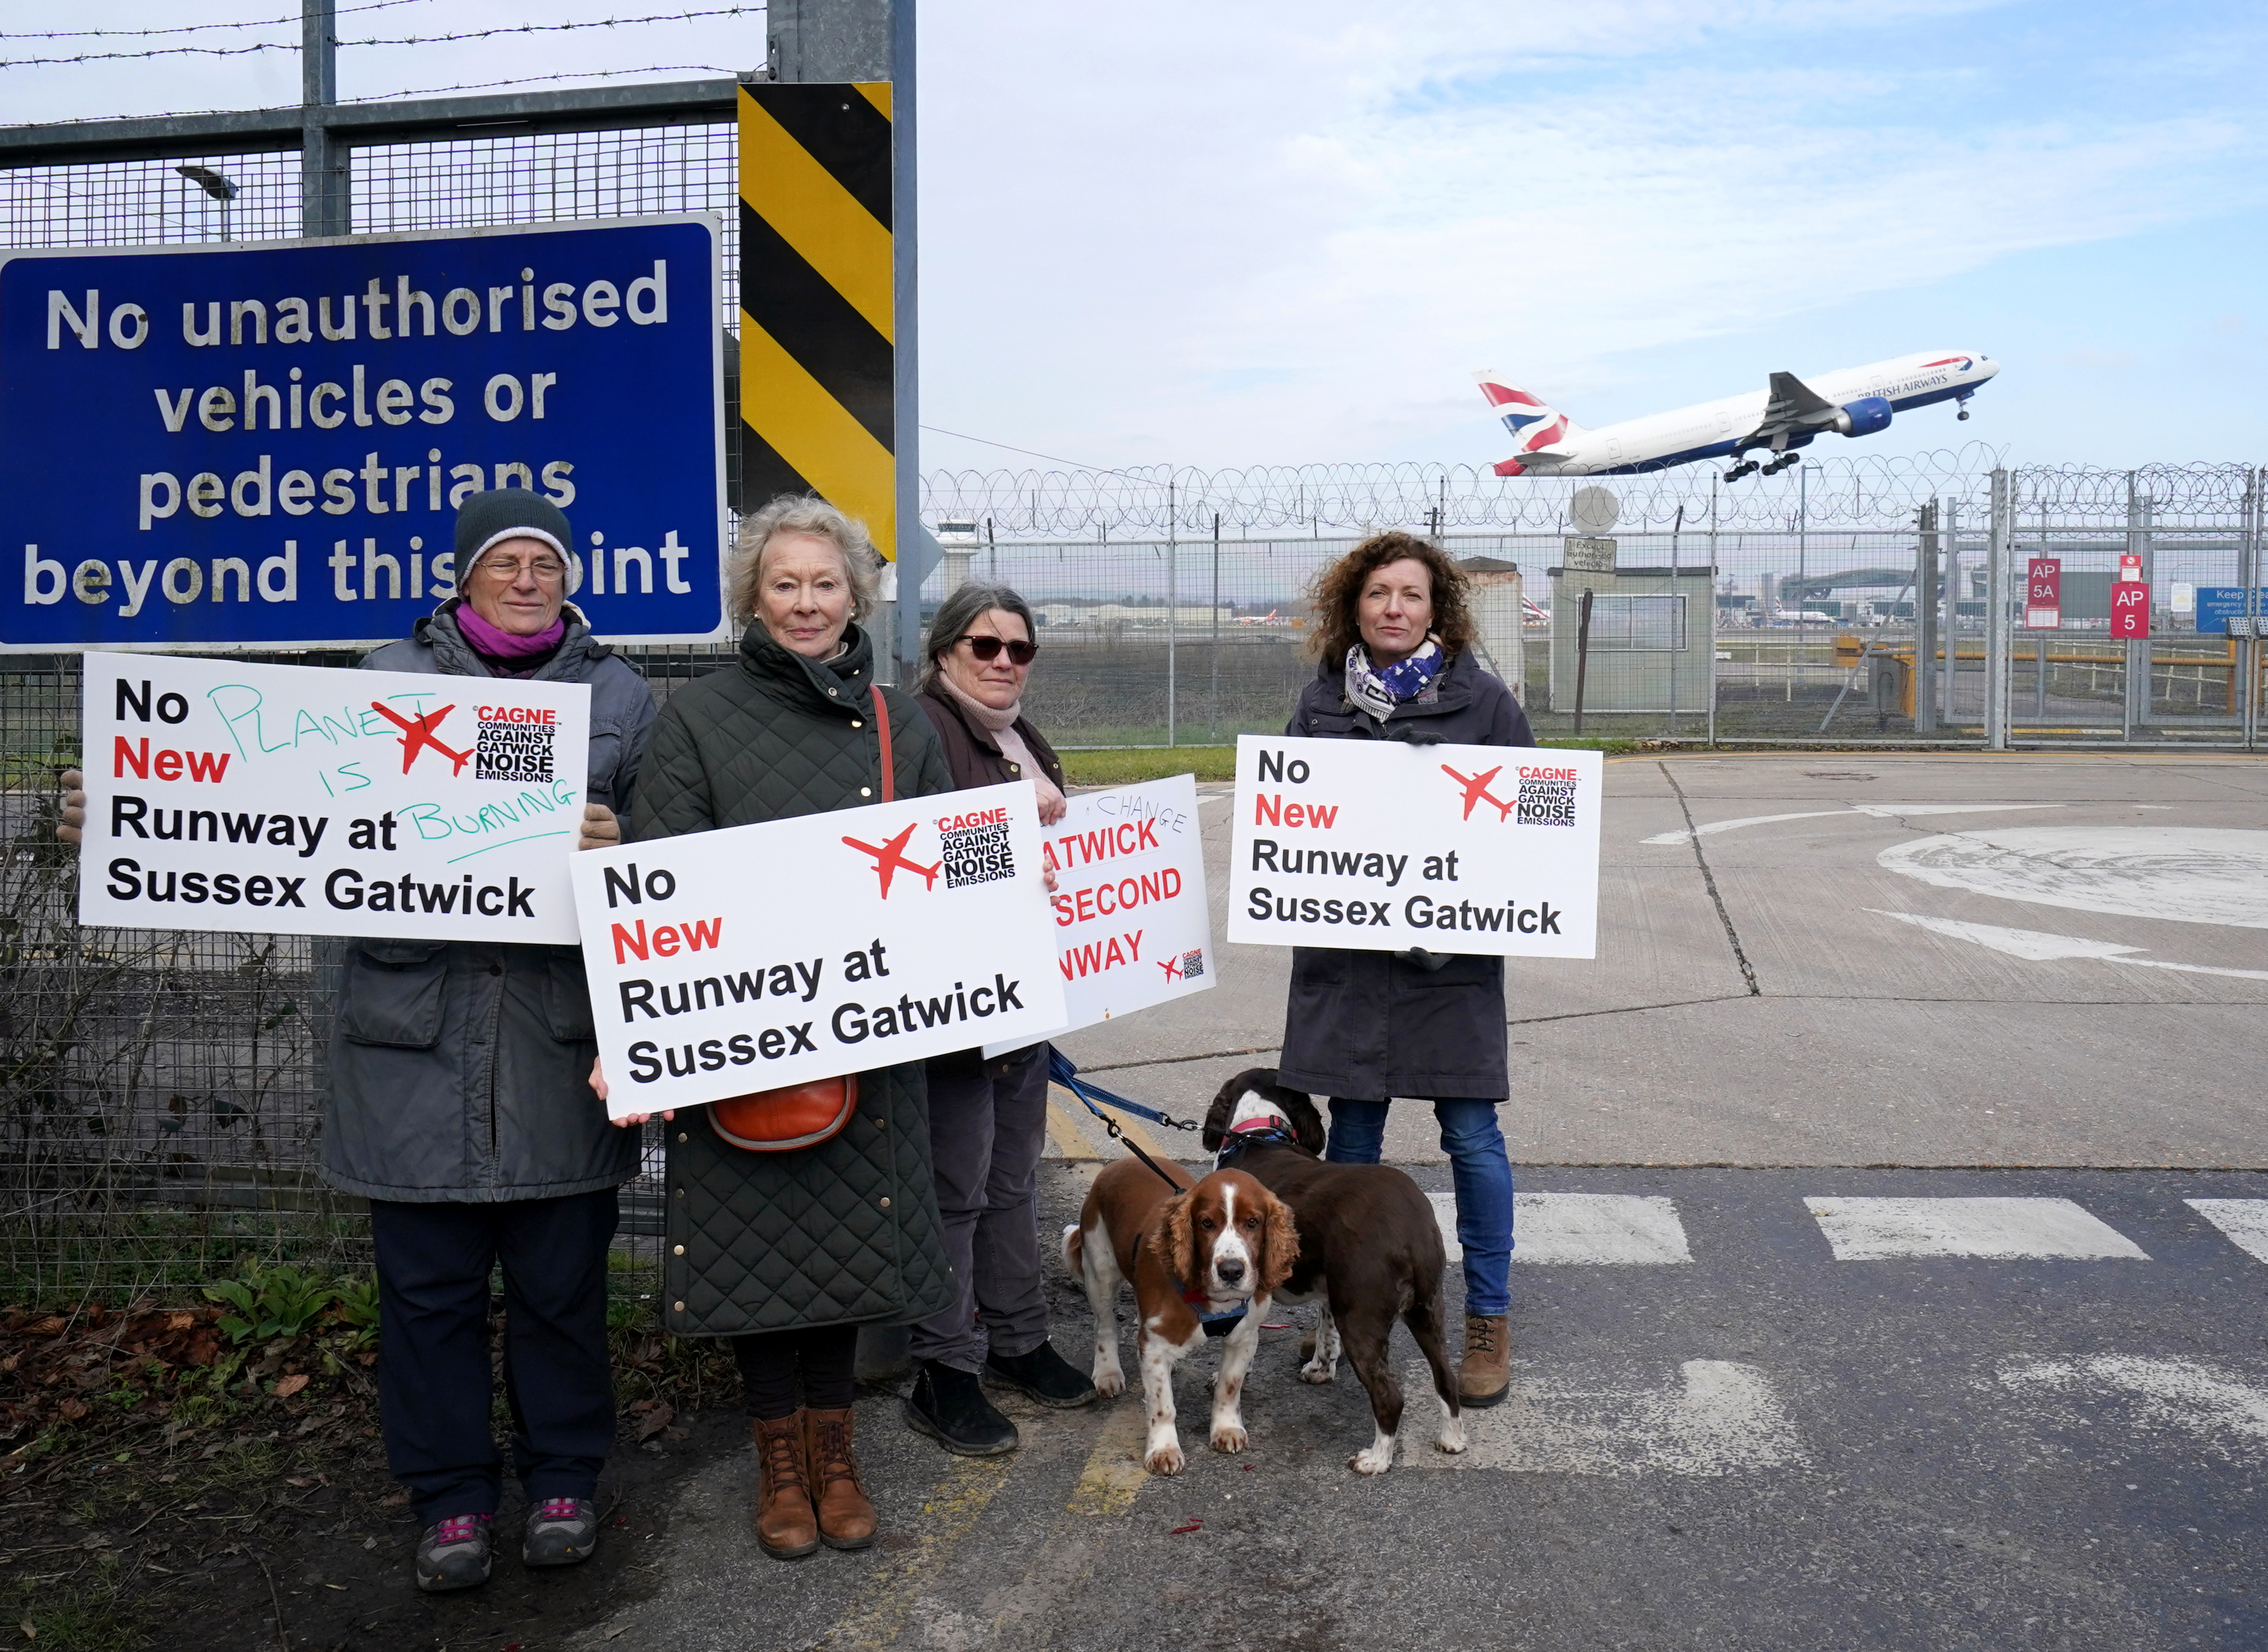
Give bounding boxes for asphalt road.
[566,755,2268,1650]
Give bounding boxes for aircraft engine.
[1831,396,1892,437]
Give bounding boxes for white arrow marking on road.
[2000,1358,2268,1455]
[1415,1360,1807,1476]
[1869,909,2268,982]
[1643,802,2061,846]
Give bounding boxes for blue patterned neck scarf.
[1345,636,1444,723]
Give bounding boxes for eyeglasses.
[960,635,1037,665]
[478,557,568,583]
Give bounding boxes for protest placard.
[1226,735,1601,957]
[570,780,1066,1119]
[984,774,1214,1056]
[78,650,591,942]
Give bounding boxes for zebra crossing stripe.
[1806,1197,2149,1261]
[1431,1192,1694,1264]
[2187,1200,2268,1264]
[737,81,898,559]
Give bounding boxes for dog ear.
[1258,1187,1300,1296]
[1272,1083,1327,1155]
[1159,1191,1200,1289]
[1201,1071,1262,1151]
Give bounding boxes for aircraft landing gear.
[1723,460,1759,482]
[1760,454,1799,477]
[1957,408,1970,420]
[1956,391,1974,421]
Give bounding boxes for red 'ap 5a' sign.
[2025,557,2061,630]
[2110,581,2151,639]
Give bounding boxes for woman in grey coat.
[1278,532,1535,1410]
[324,491,656,1591]
[57,491,654,1593]
[614,496,956,1563]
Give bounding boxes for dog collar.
[1214,1114,1299,1168]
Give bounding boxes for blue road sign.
[1,216,724,650]
[2194,588,2268,636]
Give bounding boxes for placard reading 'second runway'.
[570,782,1067,1120]
[1226,735,1602,957]
[78,650,591,942]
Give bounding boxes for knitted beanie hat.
[453,488,573,577]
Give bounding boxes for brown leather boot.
[804,1406,878,1551]
[1459,1314,1512,1409]
[752,1412,818,1559]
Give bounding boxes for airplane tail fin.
[1473,370,1582,476]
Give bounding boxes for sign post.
[1227,737,1602,958]
[2,216,725,650]
[2110,581,2151,641]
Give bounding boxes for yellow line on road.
[822,1455,1013,1650]
[1064,1403,1150,1517]
[1044,1096,1103,1161]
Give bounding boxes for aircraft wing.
[1734,371,1846,447]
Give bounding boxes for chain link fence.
[3,125,2262,1299]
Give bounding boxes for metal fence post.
[1706,474,1718,747]
[300,0,350,237]
[1913,501,1939,735]
[2247,468,2262,751]
[1940,501,1959,724]
[1166,478,1177,747]
[1210,511,1222,741]
[1986,468,2011,750]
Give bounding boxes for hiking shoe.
[983,1341,1098,1409]
[520,1496,599,1568]
[1459,1313,1512,1409]
[904,1360,1019,1455]
[415,1512,494,1592]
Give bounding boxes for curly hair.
[1304,531,1477,664]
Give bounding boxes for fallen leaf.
[166,1313,196,1332]
[20,1617,34,1639]
[634,1402,674,1442]
[273,1374,310,1399]
[285,1477,312,1488]
[24,1318,64,1338]
[55,1400,87,1422]
[379,1491,410,1508]
[1170,1519,1202,1535]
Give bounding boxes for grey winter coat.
[321,602,657,1202]
[1276,647,1536,1103]
[628,621,959,1338]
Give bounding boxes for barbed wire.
[2,7,763,69]
[339,63,741,103]
[922,452,2261,541]
[0,1,429,42]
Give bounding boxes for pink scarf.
[938,675,1067,818]
[455,601,565,661]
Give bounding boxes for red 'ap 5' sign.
[2110,582,2151,639]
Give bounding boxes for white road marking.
[1415,1360,1806,1476]
[1428,1191,1694,1264]
[1806,1196,2149,1261]
[2000,1357,2268,1454]
[1877,825,2268,929]
[1870,910,2268,982]
[2187,1200,2268,1264]
[1641,802,2060,846]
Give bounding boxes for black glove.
[1387,724,1447,746]
[1397,947,1452,972]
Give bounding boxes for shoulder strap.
[872,685,894,803]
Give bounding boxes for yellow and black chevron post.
[738,81,898,560]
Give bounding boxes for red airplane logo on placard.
[1158,955,1183,982]
[370,701,473,776]
[1441,764,1513,822]
[841,823,941,897]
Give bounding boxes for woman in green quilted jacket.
[604,496,958,1562]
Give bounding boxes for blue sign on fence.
[1,215,724,651]
[2194,588,2268,636]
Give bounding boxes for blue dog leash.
[1047,1048,1199,1191]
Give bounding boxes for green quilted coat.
[628,620,959,1338]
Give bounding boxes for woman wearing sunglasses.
[903,583,1097,1454]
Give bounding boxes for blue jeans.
[1325,1099,1513,1317]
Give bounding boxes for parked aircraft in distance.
[1233,609,1281,626]
[1474,352,1999,482]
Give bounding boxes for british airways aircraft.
[1474,351,1999,482]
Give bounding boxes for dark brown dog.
[1203,1068,1464,1473]
[1064,1158,1298,1474]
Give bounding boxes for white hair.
[727,495,883,628]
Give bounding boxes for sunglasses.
[960,635,1037,665]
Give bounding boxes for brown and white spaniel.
[1063,1158,1298,1475]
